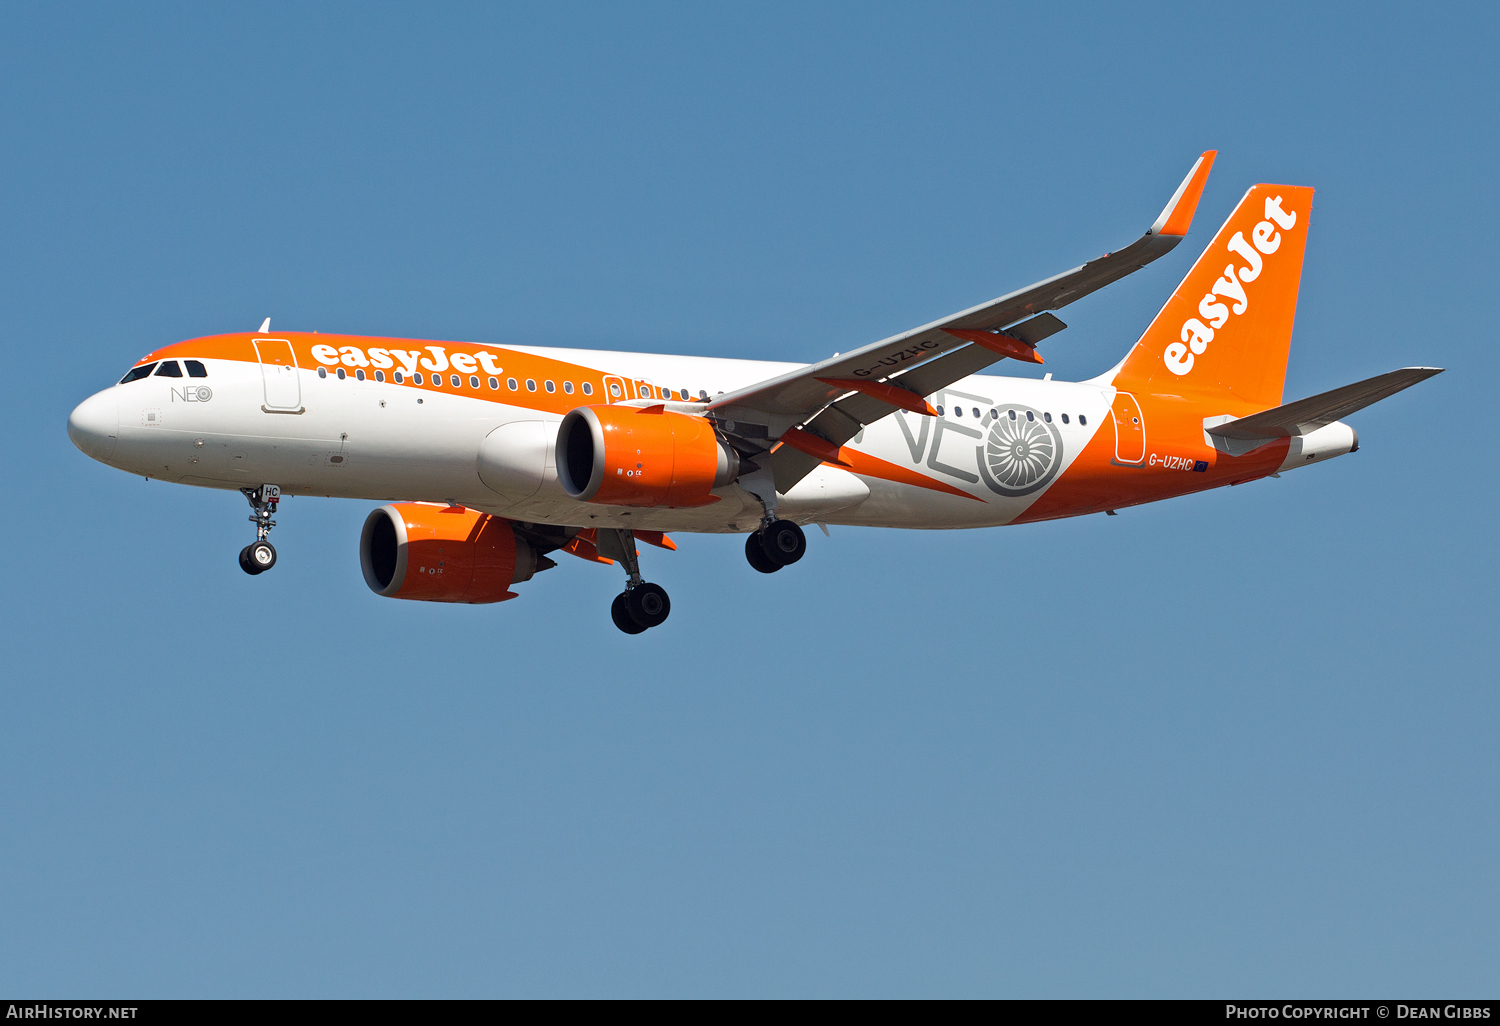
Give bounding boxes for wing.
[706,151,1218,491]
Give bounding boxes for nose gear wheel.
[239,541,277,575]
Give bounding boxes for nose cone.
[68,390,119,463]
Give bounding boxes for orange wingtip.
[816,377,938,417]
[942,329,1043,364]
[778,427,851,467]
[1150,150,1217,238]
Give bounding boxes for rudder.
[1113,184,1314,407]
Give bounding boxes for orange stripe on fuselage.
[139,333,686,415]
[831,448,984,501]
[145,334,987,503]
[1014,392,1290,522]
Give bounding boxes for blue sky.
[3,1,1496,997]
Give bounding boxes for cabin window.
[545,380,555,393]
[953,406,961,417]
[582,382,594,396]
[155,361,182,377]
[469,375,479,389]
[1008,409,1016,420]
[488,376,499,389]
[119,363,157,384]
[1079,415,1087,426]
[375,370,385,382]
[508,378,518,390]
[393,371,404,383]
[526,379,537,392]
[356,369,366,381]
[1026,411,1034,421]
[337,368,346,379]
[564,381,574,394]
[1043,412,1051,422]
[317,367,327,378]
[1061,413,1069,424]
[450,374,461,388]
[185,360,208,378]
[936,405,945,415]
[413,373,424,385]
[972,408,980,418]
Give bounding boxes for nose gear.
[238,485,281,576]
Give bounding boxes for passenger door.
[1111,390,1146,464]
[255,338,303,412]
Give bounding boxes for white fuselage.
[73,344,1117,533]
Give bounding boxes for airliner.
[67,152,1441,633]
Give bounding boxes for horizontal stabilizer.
[1206,367,1443,440]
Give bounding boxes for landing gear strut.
[745,519,806,573]
[238,484,280,576]
[598,528,671,633]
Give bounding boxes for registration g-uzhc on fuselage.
[67,152,1441,633]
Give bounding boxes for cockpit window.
[185,360,208,378]
[119,363,157,384]
[155,361,183,377]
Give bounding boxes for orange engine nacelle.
[359,503,539,603]
[556,405,738,508]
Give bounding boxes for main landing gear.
[238,485,280,576]
[599,528,671,634]
[745,519,806,574]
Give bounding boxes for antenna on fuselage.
[258,318,271,333]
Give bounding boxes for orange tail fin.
[1113,184,1314,408]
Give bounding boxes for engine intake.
[359,503,538,603]
[557,405,738,508]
